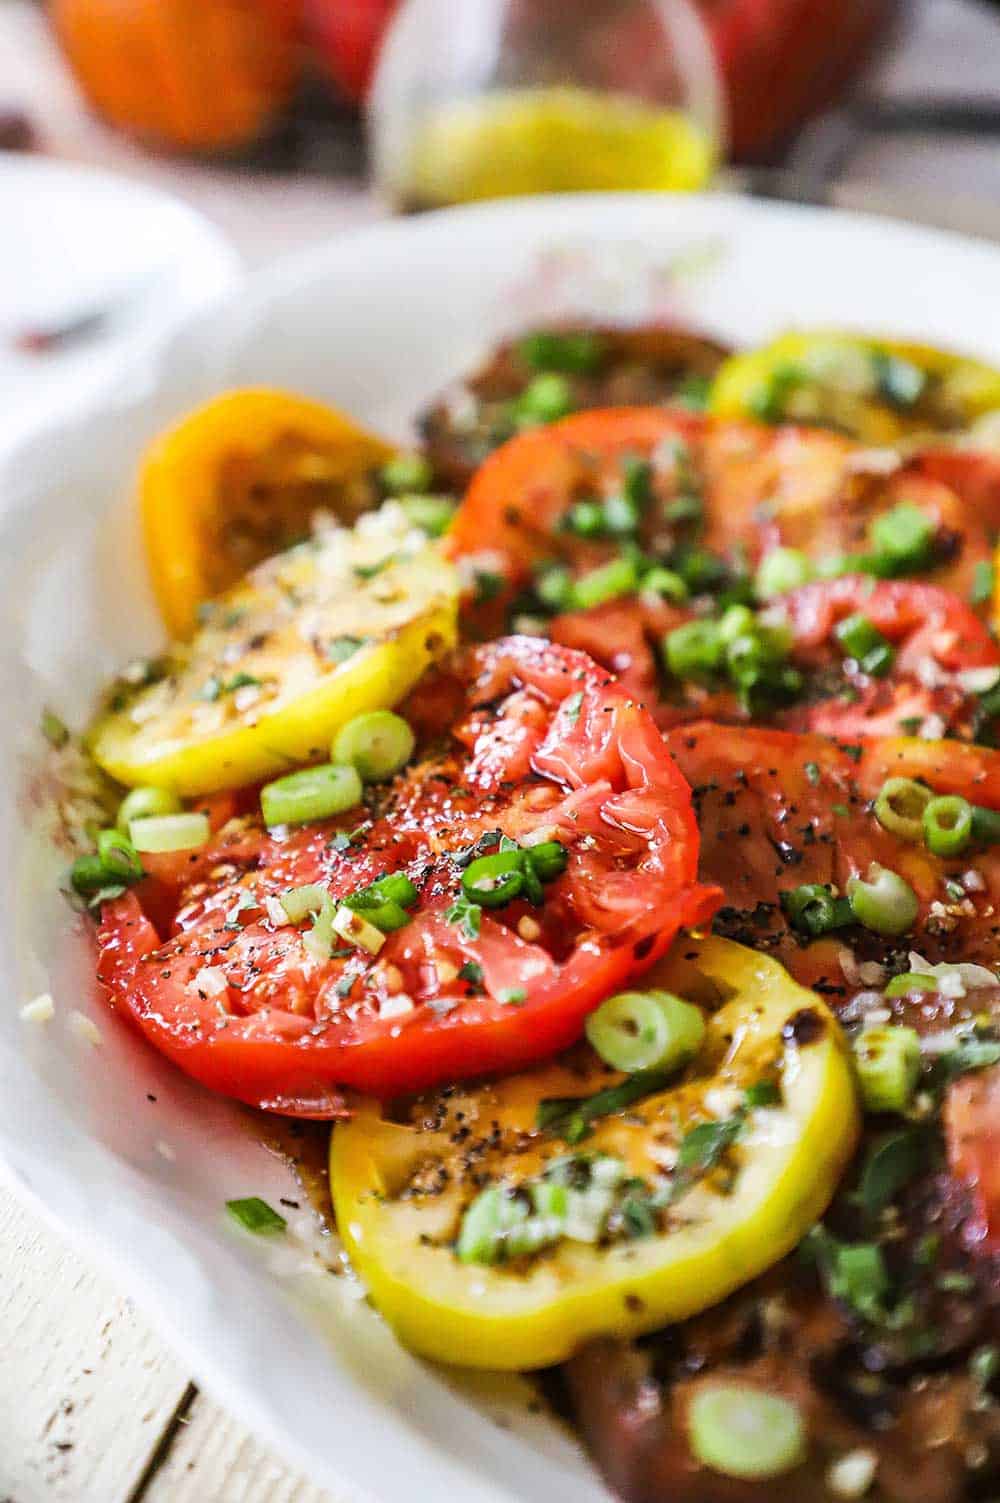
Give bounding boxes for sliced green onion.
[602,493,641,537]
[96,828,144,882]
[869,501,935,574]
[883,972,938,998]
[332,710,414,783]
[585,990,705,1074]
[687,1386,806,1480]
[971,804,1000,847]
[641,567,688,603]
[853,1025,922,1113]
[462,851,527,908]
[749,362,804,423]
[279,883,328,924]
[397,494,456,537]
[260,764,362,827]
[923,795,973,858]
[513,373,574,427]
[671,546,728,595]
[874,777,931,841]
[129,812,210,854]
[331,903,385,956]
[456,1186,532,1264]
[834,613,894,676]
[780,883,853,937]
[717,604,756,645]
[344,872,420,933]
[847,864,919,937]
[116,785,182,833]
[363,872,420,907]
[571,556,639,609]
[535,564,575,611]
[563,500,607,538]
[873,350,926,409]
[226,1196,287,1235]
[519,330,605,374]
[972,560,995,608]
[663,619,723,682]
[525,840,567,883]
[755,547,813,600]
[70,853,114,896]
[380,452,433,495]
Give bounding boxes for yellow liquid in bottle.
[402,85,717,208]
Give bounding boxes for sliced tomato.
[449,410,995,651]
[665,722,1000,998]
[773,576,1000,741]
[97,638,718,1114]
[946,1065,1000,1252]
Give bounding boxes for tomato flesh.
[98,638,717,1113]
[666,722,1000,993]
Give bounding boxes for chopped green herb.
[41,708,69,748]
[446,895,482,940]
[457,960,484,986]
[499,987,527,1006]
[564,691,584,725]
[226,1197,287,1235]
[804,761,821,786]
[668,1111,745,1203]
[855,1127,931,1219]
[537,1069,674,1145]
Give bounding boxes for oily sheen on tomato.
[450,408,993,595]
[773,576,1000,742]
[97,638,718,1114]
[666,723,1000,991]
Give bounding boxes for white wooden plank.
[0,1184,191,1503]
[140,1394,339,1503]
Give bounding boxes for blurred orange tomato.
[50,0,303,154]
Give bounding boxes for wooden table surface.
[3,0,1000,1499]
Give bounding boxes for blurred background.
[2,0,1000,268]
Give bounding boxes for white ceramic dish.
[0,152,238,464]
[3,193,1000,1503]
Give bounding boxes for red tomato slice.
[946,1066,1000,1252]
[450,408,994,599]
[665,722,1000,996]
[773,576,1000,741]
[97,638,718,1114]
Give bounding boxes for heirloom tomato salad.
[52,323,1000,1501]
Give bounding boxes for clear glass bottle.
[370,0,724,211]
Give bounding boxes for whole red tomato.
[700,0,896,158]
[305,0,399,102]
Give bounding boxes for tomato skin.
[775,575,1000,740]
[97,638,718,1112]
[667,722,1000,990]
[449,408,703,591]
[946,1066,1000,1252]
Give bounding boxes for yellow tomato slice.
[89,514,458,796]
[142,389,395,637]
[330,937,859,1370]
[710,331,1000,444]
